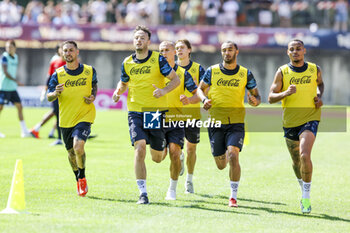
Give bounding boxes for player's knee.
[216,163,226,170]
[227,151,239,163]
[187,146,196,156]
[151,152,162,163]
[300,152,311,163]
[73,144,84,156]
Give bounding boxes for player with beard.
[268,39,324,214]
[47,41,98,197]
[197,41,261,207]
[112,26,180,204]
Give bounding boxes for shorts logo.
[143,110,162,129]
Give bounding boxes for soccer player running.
[31,43,66,145]
[159,41,198,200]
[197,41,261,207]
[268,39,324,214]
[175,39,205,194]
[0,40,32,138]
[112,26,180,204]
[47,41,98,197]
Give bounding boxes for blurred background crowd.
[0,0,348,32]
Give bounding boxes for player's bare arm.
[153,69,180,98]
[47,83,64,102]
[268,69,296,104]
[180,90,200,105]
[314,65,324,108]
[84,83,98,104]
[197,80,212,110]
[112,80,128,102]
[247,88,261,107]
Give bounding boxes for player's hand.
[84,95,95,104]
[285,84,296,96]
[247,92,259,106]
[314,96,323,108]
[180,94,190,105]
[112,92,121,103]
[203,98,212,110]
[55,83,64,96]
[17,80,24,86]
[152,84,166,98]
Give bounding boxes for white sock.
[20,120,29,134]
[169,178,178,191]
[297,178,303,190]
[302,181,311,199]
[186,174,193,183]
[34,123,41,131]
[136,179,147,195]
[49,127,55,136]
[230,181,239,200]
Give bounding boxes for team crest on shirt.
[239,71,245,78]
[150,57,156,64]
[84,69,90,75]
[191,67,196,73]
[309,66,315,73]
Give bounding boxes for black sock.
[74,170,79,181]
[78,168,85,179]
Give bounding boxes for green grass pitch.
[0,107,349,233]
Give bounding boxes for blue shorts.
[52,99,59,115]
[184,121,200,144]
[208,123,245,156]
[128,112,166,151]
[61,122,91,150]
[283,121,319,141]
[0,90,21,105]
[164,125,185,148]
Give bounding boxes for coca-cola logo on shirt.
[289,76,311,85]
[130,66,151,75]
[216,78,240,87]
[65,78,87,87]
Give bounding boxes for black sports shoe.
[137,193,149,204]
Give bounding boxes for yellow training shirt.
[56,64,96,128]
[280,62,321,128]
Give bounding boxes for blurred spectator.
[22,0,44,24]
[333,0,348,32]
[0,0,22,24]
[90,0,107,24]
[183,0,203,25]
[276,0,292,27]
[258,1,272,27]
[107,0,118,23]
[159,0,178,25]
[138,0,152,25]
[203,0,221,25]
[116,0,128,25]
[292,0,311,26]
[222,0,240,26]
[78,3,91,24]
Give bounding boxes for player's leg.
[128,112,150,204]
[299,128,316,214]
[166,142,182,200]
[285,138,303,189]
[30,110,55,139]
[149,128,166,163]
[284,126,303,190]
[225,124,244,207]
[71,122,91,197]
[13,102,31,137]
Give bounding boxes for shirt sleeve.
[120,61,130,82]
[198,65,206,82]
[92,67,98,85]
[184,71,197,93]
[159,55,172,77]
[1,56,7,65]
[202,67,212,86]
[246,70,257,90]
[48,72,58,93]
